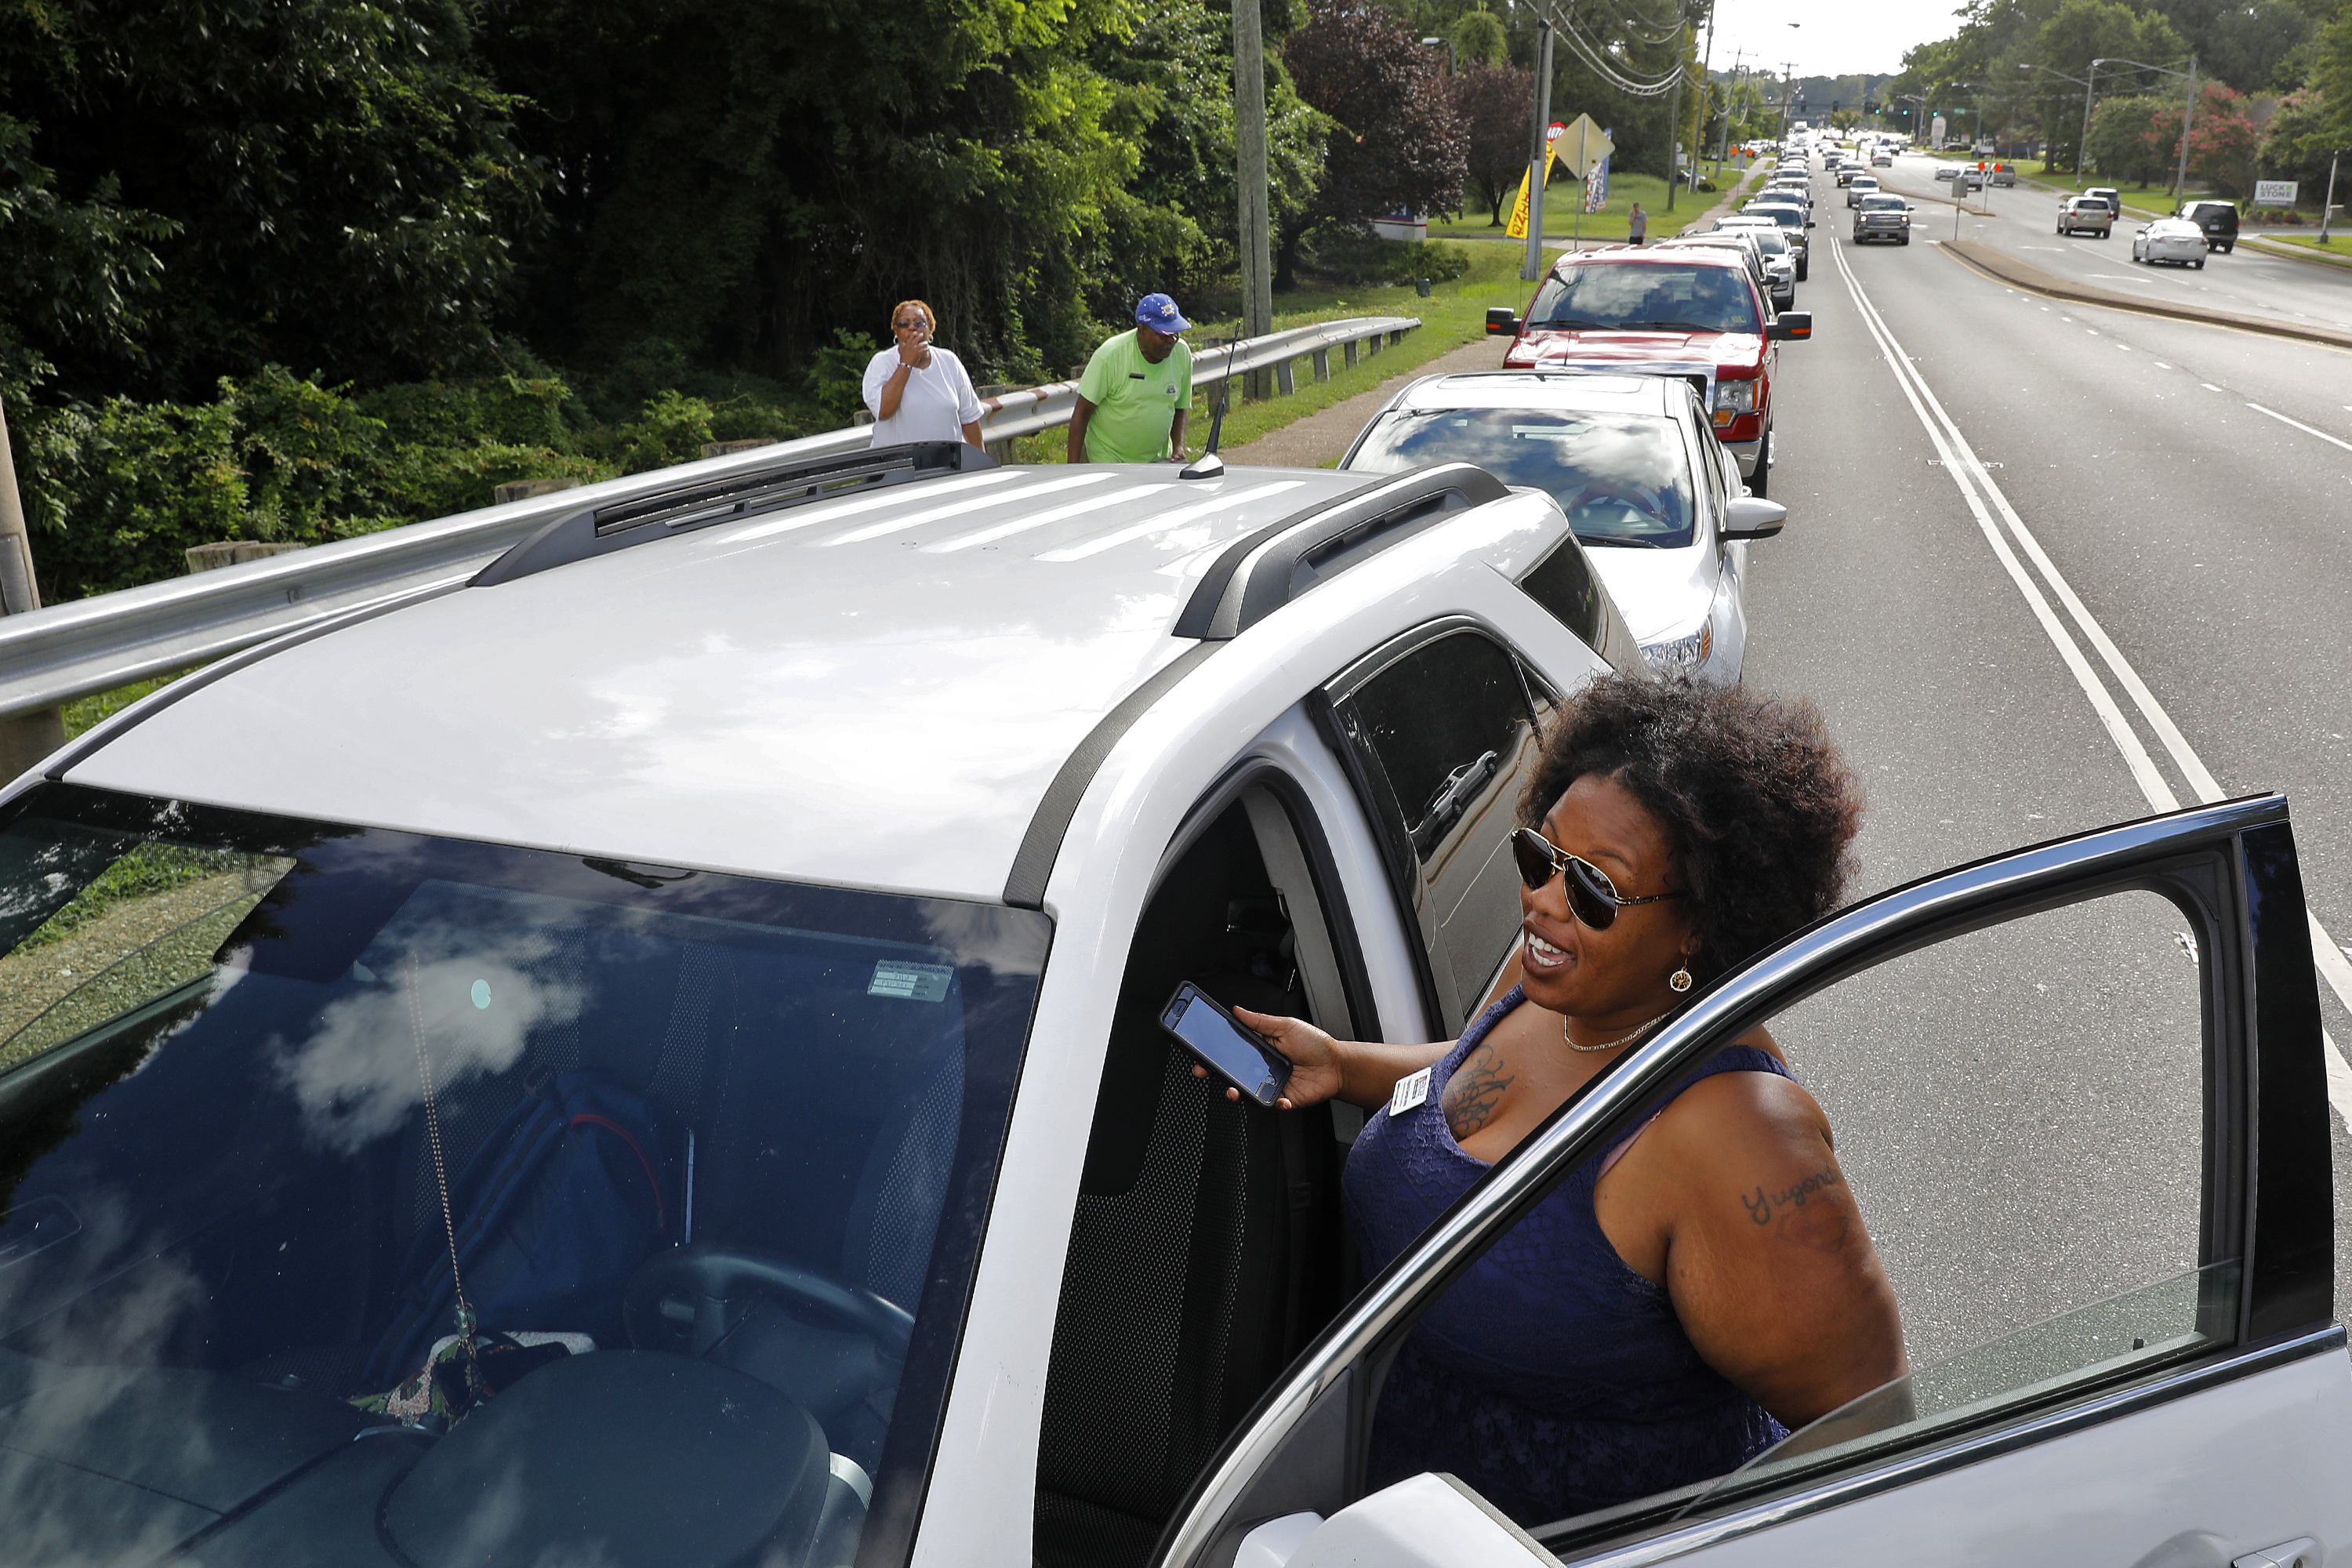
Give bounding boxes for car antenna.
[1179,320,1243,481]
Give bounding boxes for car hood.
[1579,538,1716,642]
[1515,330,1757,374]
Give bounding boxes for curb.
[2240,235,2352,273]
[1938,239,2352,352]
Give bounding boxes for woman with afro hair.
[1204,673,1907,1526]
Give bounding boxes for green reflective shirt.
[1076,330,1193,463]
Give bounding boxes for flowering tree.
[2154,85,2259,198]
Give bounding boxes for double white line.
[1829,235,2352,1127]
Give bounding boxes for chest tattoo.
[1442,1043,1514,1141]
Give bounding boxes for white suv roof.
[58,455,1620,902]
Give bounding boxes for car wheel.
[2223,243,2234,253]
[2194,257,2205,269]
[1748,433,1770,499]
[1900,235,1911,245]
[1796,260,1809,281]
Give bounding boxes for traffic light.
[1864,98,1877,113]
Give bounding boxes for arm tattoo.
[1740,1167,1844,1227]
[1443,1043,1514,1140]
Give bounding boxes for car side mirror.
[1766,313,1812,341]
[1485,307,1523,337]
[1722,497,1788,539]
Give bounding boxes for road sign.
[1554,114,1613,181]
[2254,180,2298,205]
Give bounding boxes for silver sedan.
[1338,371,1786,686]
[2132,217,2209,268]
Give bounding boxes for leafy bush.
[1302,234,1473,286]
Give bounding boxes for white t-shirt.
[862,346,985,447]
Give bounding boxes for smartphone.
[1160,982,1292,1107]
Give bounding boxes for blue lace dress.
[1342,986,1791,1526]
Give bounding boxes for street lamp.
[2321,147,2350,244]
[2017,61,2093,188]
[1418,34,1455,75]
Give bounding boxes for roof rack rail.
[1172,463,1511,640]
[471,440,996,589]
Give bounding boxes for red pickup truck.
[1486,245,1809,496]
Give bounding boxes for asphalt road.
[1733,158,2352,1374]
[1869,151,2352,334]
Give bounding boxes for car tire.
[2194,257,2205,269]
[1796,260,1809,281]
[1749,432,1771,499]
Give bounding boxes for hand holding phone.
[1161,982,1292,1108]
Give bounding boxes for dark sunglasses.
[1508,826,1681,931]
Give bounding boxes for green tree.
[1450,5,1508,68]
[2087,93,2176,180]
[1277,0,1468,287]
[0,0,542,399]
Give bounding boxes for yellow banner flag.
[1505,122,1566,239]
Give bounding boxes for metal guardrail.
[0,314,1420,721]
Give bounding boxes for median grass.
[2241,233,2352,269]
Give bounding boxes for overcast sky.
[1701,0,1964,81]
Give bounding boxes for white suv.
[0,441,2342,1568]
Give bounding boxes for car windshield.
[0,783,1049,1566]
[1748,230,1791,254]
[1348,408,1696,548]
[1860,197,1905,212]
[1750,207,1805,230]
[1524,263,1761,335]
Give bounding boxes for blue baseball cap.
[1136,293,1190,333]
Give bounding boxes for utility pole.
[1233,0,1274,399]
[0,396,66,781]
[1719,51,1744,164]
[2172,53,2197,203]
[2321,146,2345,244]
[1522,20,1555,281]
[1664,54,1682,212]
[2077,60,2099,187]
[1690,0,1716,191]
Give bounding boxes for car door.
[1149,794,2347,1568]
[1312,622,1548,1036]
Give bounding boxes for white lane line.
[2201,383,2224,391]
[1831,236,2352,1130]
[2246,403,2352,456]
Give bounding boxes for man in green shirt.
[1067,294,1194,464]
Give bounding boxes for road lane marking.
[1831,235,2352,1129]
[2246,403,2352,456]
[2201,383,2223,391]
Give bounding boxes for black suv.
[2178,199,2239,253]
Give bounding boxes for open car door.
[1152,794,2347,1568]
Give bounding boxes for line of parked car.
[2,112,2342,1568]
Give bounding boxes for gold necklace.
[1563,1010,1668,1054]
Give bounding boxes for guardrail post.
[1367,332,1384,358]
[1344,340,1359,368]
[0,397,66,779]
[1275,358,1296,395]
[1312,347,1331,381]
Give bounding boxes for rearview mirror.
[1722,496,1788,539]
[1766,313,1812,341]
[1485,307,1523,338]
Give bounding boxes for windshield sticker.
[869,960,954,1002]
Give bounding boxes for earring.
[1669,967,1693,993]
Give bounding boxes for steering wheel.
[624,1244,915,1363]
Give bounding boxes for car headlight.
[1709,380,1756,427]
[1640,621,1713,679]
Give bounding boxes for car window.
[1446,886,2213,1553]
[1327,629,1542,1026]
[0,783,1049,1567]
[1525,264,1762,336]
[1346,408,1696,549]
[1515,536,1607,650]
[1860,197,1905,211]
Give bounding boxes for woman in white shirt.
[861,299,985,448]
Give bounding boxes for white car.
[1337,372,1784,686]
[2134,216,2209,268]
[1846,176,1881,206]
[0,437,2343,1568]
